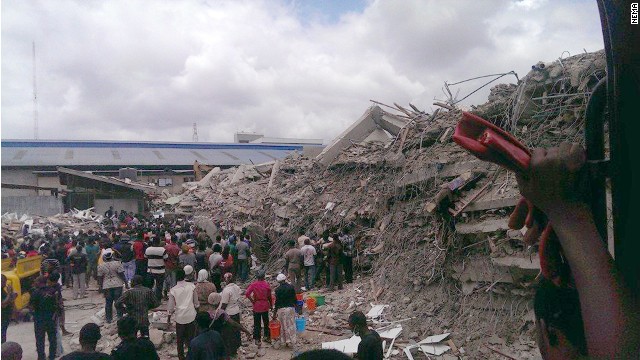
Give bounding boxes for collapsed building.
[160,50,605,358]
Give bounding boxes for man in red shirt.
[133,236,147,276]
[245,270,272,346]
[164,239,180,300]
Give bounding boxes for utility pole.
[33,41,39,140]
[192,122,198,142]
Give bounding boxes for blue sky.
[292,0,369,24]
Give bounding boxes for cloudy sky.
[1,0,604,143]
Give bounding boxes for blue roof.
[1,139,316,168]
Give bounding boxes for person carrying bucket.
[274,273,297,349]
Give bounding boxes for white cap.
[184,265,194,275]
[276,273,287,282]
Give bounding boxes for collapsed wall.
[160,50,605,358]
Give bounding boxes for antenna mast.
[33,41,39,140]
[192,122,199,142]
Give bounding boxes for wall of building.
[1,195,64,216]
[1,170,39,196]
[139,174,194,194]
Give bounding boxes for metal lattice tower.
[33,41,39,140]
[192,123,198,142]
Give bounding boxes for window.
[158,178,173,187]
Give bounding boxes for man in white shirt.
[168,268,199,360]
[300,238,317,290]
[220,272,243,349]
[297,230,310,249]
[145,238,168,302]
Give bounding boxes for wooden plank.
[462,197,519,212]
[455,218,509,234]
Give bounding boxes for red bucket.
[269,320,281,339]
[306,297,317,311]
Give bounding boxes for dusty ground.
[6,276,542,360]
[5,278,350,360]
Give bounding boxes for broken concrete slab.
[267,160,281,189]
[455,218,509,234]
[491,255,540,276]
[375,112,409,136]
[361,128,392,144]
[462,197,519,212]
[197,166,220,187]
[316,106,383,166]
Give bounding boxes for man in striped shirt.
[115,275,159,337]
[144,238,167,301]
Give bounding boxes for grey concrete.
[316,106,381,166]
[1,196,63,216]
[1,170,39,196]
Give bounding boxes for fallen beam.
[462,197,519,212]
[455,218,509,234]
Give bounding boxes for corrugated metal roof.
[1,140,317,168]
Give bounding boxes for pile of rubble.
[1,208,104,240]
[158,50,605,359]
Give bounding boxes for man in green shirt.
[85,239,100,287]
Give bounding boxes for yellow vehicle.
[1,255,42,310]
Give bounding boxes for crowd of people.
[1,208,374,360]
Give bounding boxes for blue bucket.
[295,316,306,332]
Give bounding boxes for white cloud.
[1,0,603,143]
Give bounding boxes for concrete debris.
[151,50,604,359]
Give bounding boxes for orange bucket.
[296,293,304,301]
[306,297,317,311]
[269,320,281,339]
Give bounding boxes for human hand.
[515,143,588,220]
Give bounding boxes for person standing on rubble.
[297,229,310,248]
[284,240,303,293]
[327,235,344,291]
[340,228,355,284]
[235,236,251,283]
[348,311,383,360]
[145,237,168,301]
[300,238,317,290]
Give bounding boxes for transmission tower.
[192,122,198,142]
[33,41,39,139]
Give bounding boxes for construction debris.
[154,49,605,359]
